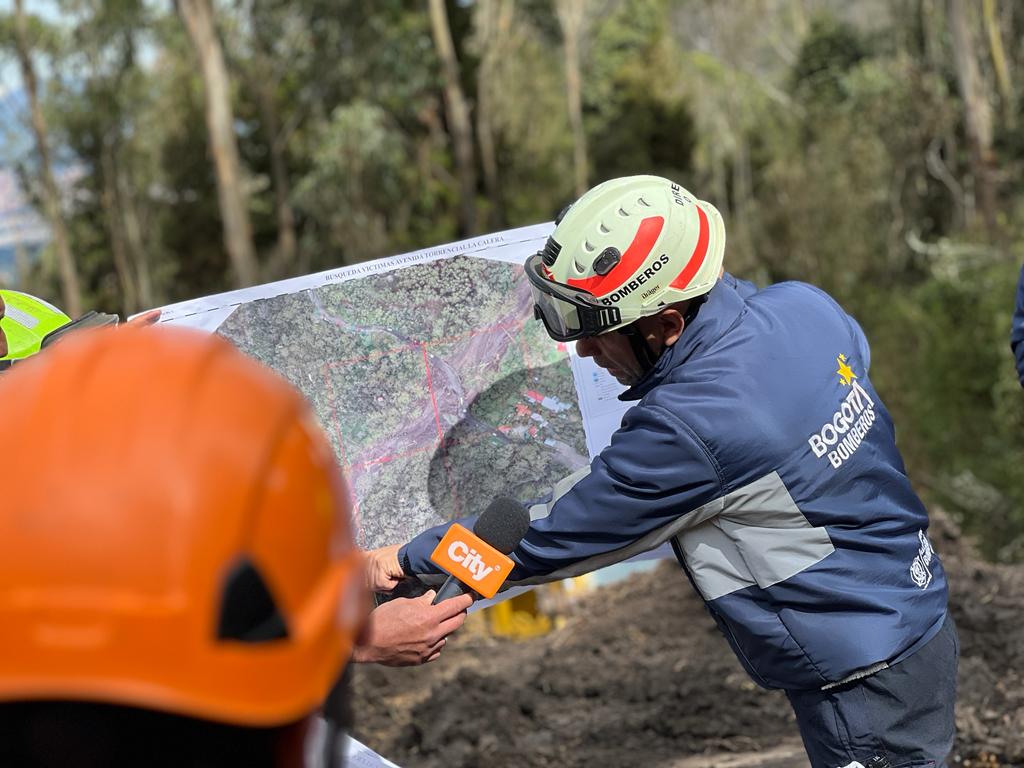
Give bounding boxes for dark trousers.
[786,613,959,768]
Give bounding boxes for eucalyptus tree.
[2,1,82,315]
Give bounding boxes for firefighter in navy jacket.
[366,176,958,768]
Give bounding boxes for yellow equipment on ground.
[486,576,593,639]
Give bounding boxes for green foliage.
[758,26,956,293]
[5,0,1024,558]
[585,0,695,183]
[588,77,695,183]
[863,263,1024,559]
[790,16,868,107]
[307,101,408,205]
[0,9,65,56]
[753,12,1024,557]
[469,3,574,224]
[292,100,455,265]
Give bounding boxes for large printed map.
[156,225,628,550]
[216,255,587,548]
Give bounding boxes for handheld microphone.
[431,496,530,604]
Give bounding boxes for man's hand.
[126,309,161,327]
[353,591,473,666]
[364,543,406,592]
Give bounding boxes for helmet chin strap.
[616,324,659,375]
[614,295,708,377]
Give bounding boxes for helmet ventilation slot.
[217,558,289,643]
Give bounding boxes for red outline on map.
[322,317,544,536]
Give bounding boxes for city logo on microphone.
[430,523,515,598]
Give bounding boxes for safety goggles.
[524,252,622,341]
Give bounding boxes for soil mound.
[935,513,1024,763]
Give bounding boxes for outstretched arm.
[397,402,724,586]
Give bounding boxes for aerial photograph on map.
[217,255,589,549]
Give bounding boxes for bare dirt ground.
[351,510,1024,767]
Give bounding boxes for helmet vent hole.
[583,240,595,253]
[573,259,587,274]
[638,196,652,207]
[217,558,290,643]
[599,222,610,234]
[540,237,562,267]
[617,207,629,217]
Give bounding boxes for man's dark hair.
[0,701,301,768]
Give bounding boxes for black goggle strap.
[616,324,658,373]
[614,293,707,373]
[683,294,707,325]
[580,303,621,336]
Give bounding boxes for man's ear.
[660,308,686,347]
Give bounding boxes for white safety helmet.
[525,175,726,341]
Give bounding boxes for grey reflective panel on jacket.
[676,472,835,601]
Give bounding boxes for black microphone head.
[472,496,530,554]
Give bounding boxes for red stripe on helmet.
[566,216,664,295]
[669,205,710,291]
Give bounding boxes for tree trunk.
[99,140,139,314]
[556,0,588,197]
[473,0,507,229]
[427,0,478,236]
[948,0,998,236]
[13,0,82,316]
[14,242,31,288]
[231,0,299,279]
[253,75,298,280]
[177,0,259,287]
[731,136,757,275]
[116,164,155,308]
[982,0,1014,127]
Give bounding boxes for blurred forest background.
[1,0,1022,558]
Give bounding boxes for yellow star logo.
[836,354,857,386]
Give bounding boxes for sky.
[0,0,64,157]
[0,2,68,280]
[1,0,159,134]
[0,0,63,90]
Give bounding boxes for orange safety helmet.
[0,326,364,727]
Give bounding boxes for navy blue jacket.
[1013,264,1024,386]
[401,274,948,691]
